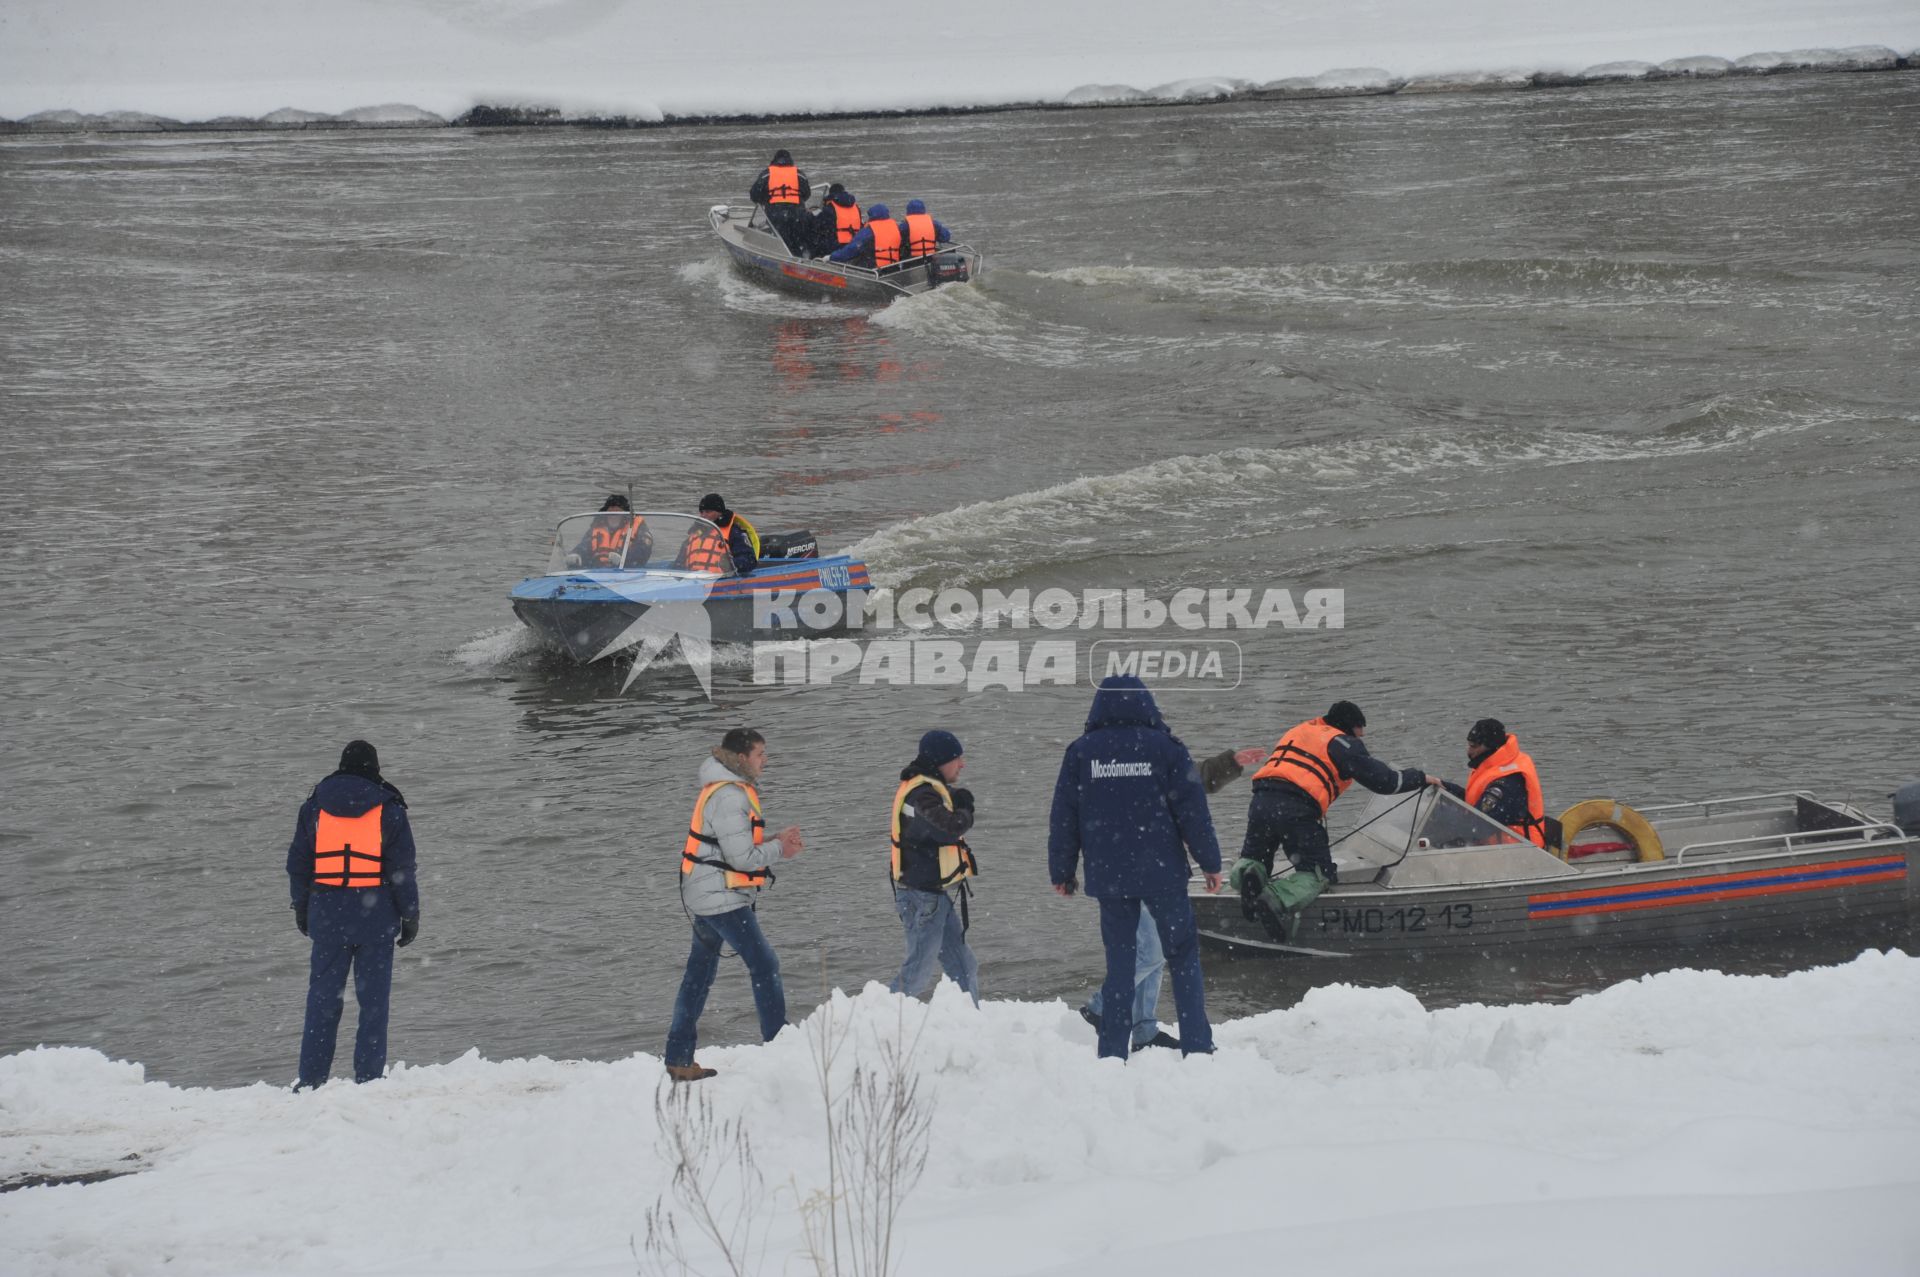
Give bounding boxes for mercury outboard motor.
[757,531,818,560]
[1893,781,1920,837]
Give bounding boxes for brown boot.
[666,1063,717,1083]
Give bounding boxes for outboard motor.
[928,252,971,286]
[1893,781,1920,837]
[758,531,818,560]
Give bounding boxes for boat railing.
[1634,791,1818,819]
[1668,820,1907,864]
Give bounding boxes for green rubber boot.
[1254,868,1330,943]
[1230,858,1270,921]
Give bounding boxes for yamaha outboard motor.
[1893,781,1920,837]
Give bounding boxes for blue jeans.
[889,886,980,1005]
[1096,893,1212,1059]
[297,890,399,1087]
[1084,908,1165,1049]
[664,906,786,1067]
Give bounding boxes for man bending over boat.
[1232,700,1440,939]
[1442,718,1549,848]
[749,148,812,256]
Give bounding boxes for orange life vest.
[869,219,902,266]
[890,775,977,886]
[683,524,730,573]
[314,806,384,888]
[1464,735,1547,847]
[832,201,863,245]
[765,164,801,204]
[1252,718,1353,815]
[683,780,770,889]
[904,212,938,257]
[588,515,644,565]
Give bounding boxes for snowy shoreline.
[4,45,1913,136]
[5,953,1919,1276]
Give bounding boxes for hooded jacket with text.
[1047,676,1222,898]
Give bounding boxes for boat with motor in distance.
[1194,787,1917,958]
[509,511,871,661]
[709,203,983,303]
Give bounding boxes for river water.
[2,74,1916,1087]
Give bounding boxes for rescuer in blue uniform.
[1048,675,1223,1060]
[286,740,421,1088]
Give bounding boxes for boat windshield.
[545,512,740,576]
[1336,788,1531,866]
[1335,788,1575,886]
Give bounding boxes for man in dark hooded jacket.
[748,148,811,255]
[286,740,421,1088]
[1048,676,1222,1059]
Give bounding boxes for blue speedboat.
[510,511,871,661]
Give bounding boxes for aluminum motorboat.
[708,203,983,303]
[1195,787,1917,957]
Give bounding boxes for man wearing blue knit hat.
[887,728,982,1005]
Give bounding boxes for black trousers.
[1241,787,1335,879]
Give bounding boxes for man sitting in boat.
[748,149,812,256]
[1442,718,1549,848]
[900,199,953,260]
[809,184,862,257]
[695,493,759,574]
[565,494,650,569]
[828,204,904,268]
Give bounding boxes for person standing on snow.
[1079,742,1264,1051]
[1048,676,1223,1060]
[664,727,804,1082]
[286,740,421,1089]
[888,729,981,1005]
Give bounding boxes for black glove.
[398,917,420,948]
[950,787,975,811]
[293,902,309,937]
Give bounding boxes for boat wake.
[1031,256,1774,313]
[676,258,866,318]
[847,390,1841,588]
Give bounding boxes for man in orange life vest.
[899,199,952,260]
[888,729,981,1005]
[827,203,904,268]
[810,183,862,257]
[664,728,805,1082]
[567,494,649,568]
[1233,701,1439,936]
[695,493,759,574]
[748,148,811,255]
[1443,718,1549,847]
[286,740,421,1089]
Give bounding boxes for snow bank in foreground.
[0,0,1916,127]
[4,952,1919,1276]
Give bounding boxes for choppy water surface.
[2,75,1916,1085]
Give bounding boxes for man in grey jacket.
[663,727,804,1082]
